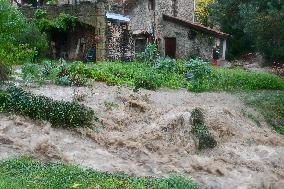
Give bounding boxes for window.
[172,0,178,17]
[148,0,155,11]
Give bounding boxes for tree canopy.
[207,0,284,63]
[0,0,47,64]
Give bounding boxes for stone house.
[17,0,228,61]
[124,0,229,60]
[19,0,134,61]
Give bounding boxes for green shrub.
[136,43,160,65]
[185,58,217,92]
[0,91,8,111]
[0,1,46,64]
[35,10,78,32]
[0,62,10,82]
[56,61,88,86]
[16,20,48,58]
[21,63,42,82]
[89,61,284,92]
[55,76,71,86]
[190,108,217,150]
[134,71,162,91]
[21,60,88,86]
[154,58,178,72]
[3,87,94,128]
[41,60,57,77]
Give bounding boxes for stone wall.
[128,0,154,34]
[128,0,195,35]
[106,21,134,60]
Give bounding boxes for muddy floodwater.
[1,83,284,189]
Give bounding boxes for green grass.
[19,60,284,92]
[239,91,284,134]
[90,61,188,90]
[0,157,199,189]
[89,61,284,92]
[212,68,284,91]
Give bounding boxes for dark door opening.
[50,31,68,59]
[164,37,176,58]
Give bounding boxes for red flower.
[94,35,102,43]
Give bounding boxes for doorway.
[164,37,176,58]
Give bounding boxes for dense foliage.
[0,0,47,65]
[0,157,199,189]
[21,58,284,92]
[185,58,217,92]
[195,0,215,26]
[0,62,9,82]
[35,9,78,32]
[209,0,284,62]
[0,87,94,128]
[22,60,89,86]
[91,62,165,90]
[136,43,160,65]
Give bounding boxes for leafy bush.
[0,90,8,111]
[2,87,94,128]
[134,71,162,91]
[21,63,42,82]
[0,0,47,64]
[136,43,160,65]
[56,76,71,86]
[35,10,78,32]
[185,58,217,92]
[0,62,10,82]
[55,60,88,86]
[21,60,88,86]
[154,58,178,72]
[190,108,217,150]
[16,20,48,58]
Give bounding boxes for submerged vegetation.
[190,108,217,150]
[0,157,199,189]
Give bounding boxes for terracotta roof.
[163,14,229,39]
